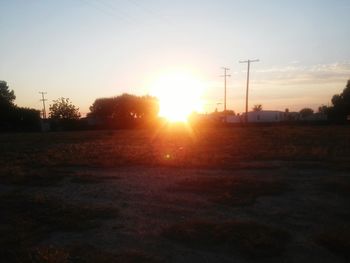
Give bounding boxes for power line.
[39,92,47,119]
[239,59,259,123]
[220,67,231,122]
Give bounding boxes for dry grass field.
[1,125,350,262]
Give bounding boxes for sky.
[0,0,350,116]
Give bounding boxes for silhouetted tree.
[318,105,329,114]
[88,97,116,119]
[49,97,81,120]
[88,94,159,128]
[223,110,235,115]
[10,107,41,131]
[0,81,16,122]
[328,80,350,122]
[299,108,314,119]
[210,109,235,119]
[0,81,15,107]
[0,81,40,131]
[252,104,263,112]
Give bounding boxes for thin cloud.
[255,62,350,86]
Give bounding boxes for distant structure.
[225,110,327,123]
[225,111,284,123]
[244,111,285,123]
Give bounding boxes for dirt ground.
[1,127,350,262]
[2,161,349,262]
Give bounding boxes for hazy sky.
[1,0,349,115]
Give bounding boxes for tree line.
[326,79,350,123]
[1,79,350,131]
[0,81,41,131]
[43,94,159,130]
[0,81,160,131]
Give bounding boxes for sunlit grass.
[1,126,350,170]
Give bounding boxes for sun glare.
[150,71,206,122]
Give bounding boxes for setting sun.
[150,71,206,122]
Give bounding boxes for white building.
[243,111,285,123]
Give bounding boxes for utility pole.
[239,59,259,123]
[221,67,231,123]
[39,92,47,119]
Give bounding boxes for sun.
[150,70,206,122]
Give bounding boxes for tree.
[88,97,116,119]
[318,105,329,114]
[88,94,159,128]
[0,81,40,131]
[10,107,41,131]
[49,97,81,120]
[328,79,350,122]
[0,81,16,123]
[0,81,16,109]
[299,108,314,119]
[252,104,263,112]
[224,110,235,115]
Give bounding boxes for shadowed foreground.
[0,126,349,262]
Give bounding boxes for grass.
[170,175,288,206]
[315,226,350,260]
[0,166,66,186]
[0,192,119,231]
[68,244,161,263]
[0,192,119,262]
[70,172,103,184]
[0,126,349,261]
[163,220,290,258]
[1,126,350,169]
[321,176,350,197]
[2,244,160,263]
[70,172,121,184]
